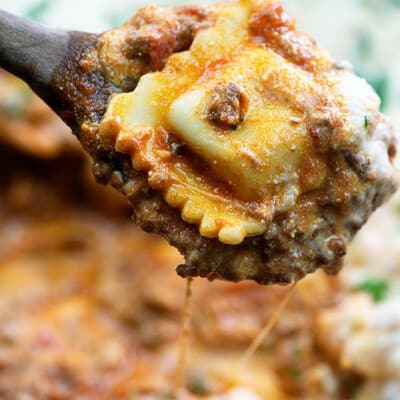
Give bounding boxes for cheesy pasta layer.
[100,0,397,248]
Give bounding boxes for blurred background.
[0,0,399,399]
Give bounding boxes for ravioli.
[97,0,397,283]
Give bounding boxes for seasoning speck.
[364,115,369,130]
[171,143,181,155]
[356,278,389,302]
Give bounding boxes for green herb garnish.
[357,278,389,302]
[364,115,369,130]
[187,377,209,395]
[287,365,301,380]
[171,143,181,155]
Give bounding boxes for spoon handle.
[0,10,70,103]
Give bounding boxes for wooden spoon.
[0,8,245,284]
[0,10,98,129]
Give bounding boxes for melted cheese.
[100,0,395,245]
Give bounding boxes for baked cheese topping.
[100,0,397,245]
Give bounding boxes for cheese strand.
[239,282,298,366]
[174,277,194,392]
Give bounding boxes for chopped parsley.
[25,0,52,22]
[287,365,301,381]
[364,115,369,130]
[344,381,363,399]
[356,278,389,302]
[171,143,182,155]
[187,377,209,395]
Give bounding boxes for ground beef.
[49,3,398,285]
[207,82,248,129]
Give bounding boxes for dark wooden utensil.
[0,8,230,283]
[0,7,209,133]
[0,11,69,96]
[0,10,102,130]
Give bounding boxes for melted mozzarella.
[101,0,396,245]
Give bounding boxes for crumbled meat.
[248,2,327,72]
[49,1,398,285]
[207,82,248,128]
[123,6,213,71]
